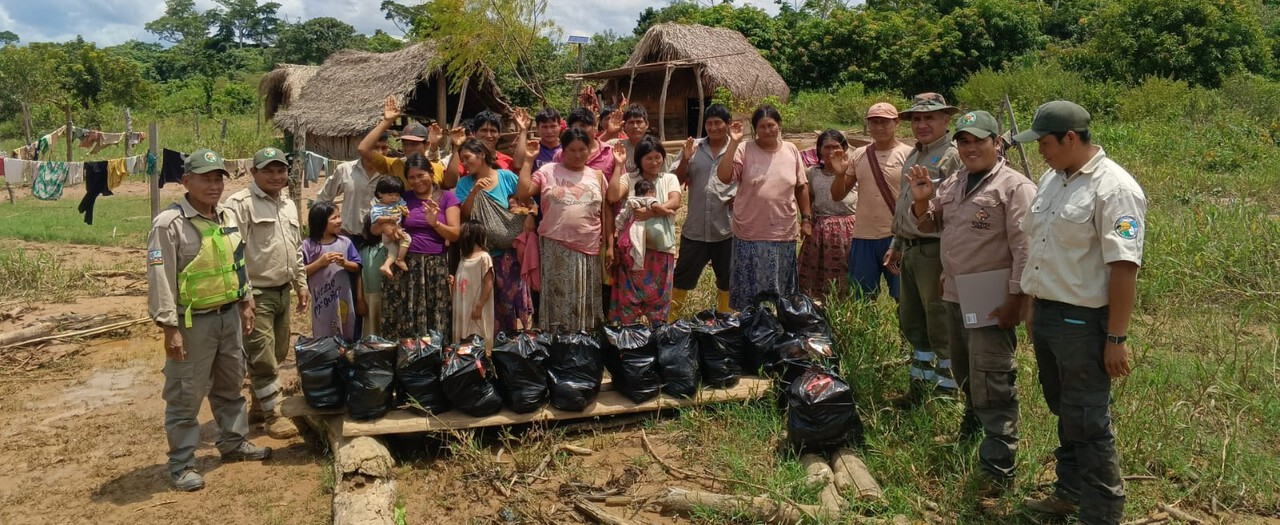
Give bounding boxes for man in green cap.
[1015,100,1144,524]
[907,110,1036,495]
[147,148,273,491]
[888,92,963,406]
[224,146,310,439]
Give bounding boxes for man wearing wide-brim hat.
[887,92,964,408]
[1015,100,1144,524]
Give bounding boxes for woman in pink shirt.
[715,105,814,310]
[517,127,615,331]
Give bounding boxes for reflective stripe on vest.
[177,212,248,327]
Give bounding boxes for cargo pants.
[244,285,292,414]
[946,301,1019,480]
[1032,299,1126,525]
[163,305,249,476]
[898,240,954,391]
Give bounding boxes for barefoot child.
[302,203,362,340]
[452,220,494,351]
[615,178,659,273]
[370,177,411,278]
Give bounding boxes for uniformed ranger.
[147,148,272,492]
[1016,101,1144,524]
[887,92,963,405]
[224,147,309,439]
[908,111,1035,495]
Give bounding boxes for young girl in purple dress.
[302,203,362,340]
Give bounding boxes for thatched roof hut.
[273,43,513,160]
[258,64,320,122]
[571,23,790,140]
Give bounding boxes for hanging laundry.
[107,157,128,189]
[79,130,103,150]
[90,133,125,154]
[66,162,84,186]
[127,132,147,148]
[160,149,186,187]
[304,151,327,183]
[125,154,144,175]
[79,161,112,225]
[36,136,49,158]
[3,158,21,184]
[146,151,158,177]
[31,162,68,201]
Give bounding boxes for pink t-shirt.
[533,163,604,255]
[729,140,808,241]
[552,141,616,182]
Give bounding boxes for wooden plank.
[282,377,772,437]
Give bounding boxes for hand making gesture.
[728,120,745,142]
[449,126,467,149]
[680,136,696,161]
[827,149,850,175]
[382,96,401,121]
[428,122,443,146]
[513,107,532,132]
[423,198,440,226]
[907,164,935,203]
[605,108,624,137]
[612,142,628,166]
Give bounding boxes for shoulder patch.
[1114,215,1140,240]
[148,249,164,266]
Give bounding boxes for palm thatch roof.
[258,64,320,121]
[274,43,512,137]
[593,23,789,102]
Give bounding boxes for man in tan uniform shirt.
[224,147,309,439]
[909,110,1035,495]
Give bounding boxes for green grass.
[0,195,158,247]
[0,248,105,302]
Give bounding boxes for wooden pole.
[256,97,263,137]
[124,108,133,159]
[291,129,305,221]
[195,113,200,140]
[572,43,584,110]
[658,64,674,141]
[437,69,448,125]
[20,102,32,146]
[695,66,706,139]
[221,119,228,141]
[149,123,160,219]
[1001,94,1033,177]
[452,77,471,129]
[65,105,73,163]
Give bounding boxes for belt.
[256,283,290,292]
[1034,298,1105,311]
[900,237,940,248]
[190,301,239,316]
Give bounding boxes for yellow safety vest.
[177,210,249,327]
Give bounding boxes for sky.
[0,0,783,46]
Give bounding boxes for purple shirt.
[403,189,460,255]
[534,144,562,171]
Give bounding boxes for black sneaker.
[959,412,983,440]
[221,442,272,462]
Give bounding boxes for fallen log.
[573,498,639,525]
[657,487,834,525]
[0,322,54,347]
[329,418,398,525]
[1157,503,1204,524]
[819,482,847,512]
[0,317,148,350]
[831,448,884,501]
[800,453,832,485]
[1121,512,1169,525]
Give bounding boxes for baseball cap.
[954,110,1000,139]
[866,102,899,119]
[401,122,428,142]
[252,147,289,169]
[1012,100,1091,143]
[185,148,229,175]
[899,92,960,116]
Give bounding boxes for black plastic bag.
[692,310,744,388]
[652,321,700,398]
[491,331,551,413]
[776,294,833,339]
[440,335,504,417]
[786,366,865,451]
[396,332,450,414]
[346,336,398,421]
[739,305,784,375]
[296,336,345,409]
[601,324,660,403]
[547,330,605,411]
[768,333,839,409]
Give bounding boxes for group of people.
[146,89,1146,525]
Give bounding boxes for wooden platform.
[281,377,773,437]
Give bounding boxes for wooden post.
[256,98,263,137]
[572,43,584,110]
[221,118,228,141]
[149,122,160,219]
[195,113,200,139]
[695,66,706,139]
[452,77,471,129]
[658,64,674,141]
[65,105,73,163]
[124,108,133,159]
[436,69,448,126]
[20,102,32,146]
[291,130,306,221]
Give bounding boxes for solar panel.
[567,35,590,44]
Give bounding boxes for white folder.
[955,268,1013,329]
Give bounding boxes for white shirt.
[315,159,378,236]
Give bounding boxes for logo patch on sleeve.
[1114,215,1140,239]
[148,249,164,266]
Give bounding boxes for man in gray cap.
[888,92,963,407]
[147,148,272,491]
[1016,100,1144,524]
[224,146,309,439]
[907,110,1036,496]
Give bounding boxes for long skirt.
[798,214,857,301]
[540,238,602,332]
[729,239,798,311]
[610,250,675,325]
[493,251,533,332]
[380,252,451,340]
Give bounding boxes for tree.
[0,31,17,46]
[212,0,282,47]
[381,0,434,39]
[581,30,635,73]
[145,0,211,44]
[275,17,360,64]
[428,0,562,106]
[361,30,406,53]
[0,44,57,139]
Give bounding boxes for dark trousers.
[946,301,1019,480]
[1032,299,1125,525]
[673,236,733,291]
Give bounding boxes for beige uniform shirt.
[146,197,252,327]
[224,182,307,292]
[891,134,961,249]
[917,159,1036,303]
[1020,148,1146,308]
[315,159,378,237]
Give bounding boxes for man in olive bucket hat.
[886,93,964,408]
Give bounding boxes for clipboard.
[955,268,1013,329]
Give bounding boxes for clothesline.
[9,124,148,161]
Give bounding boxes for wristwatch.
[801,214,813,223]
[1106,333,1127,345]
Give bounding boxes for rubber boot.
[716,290,732,313]
[669,288,689,322]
